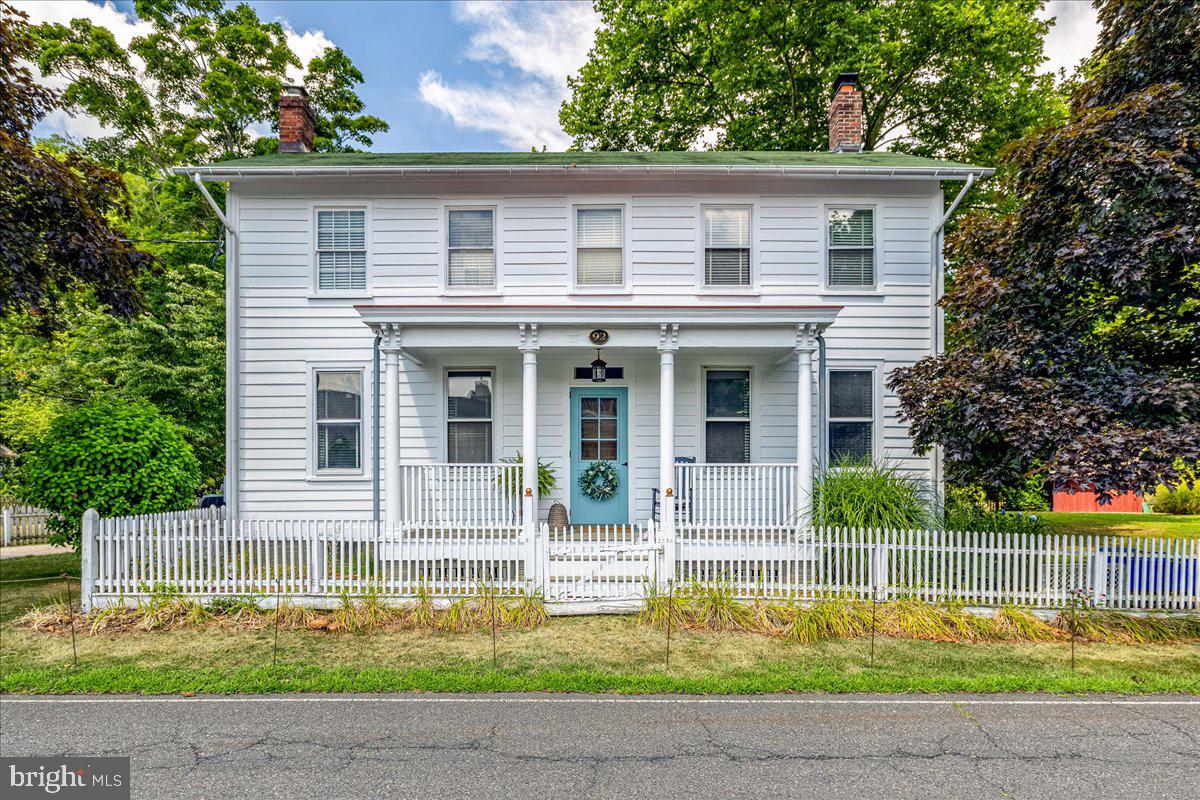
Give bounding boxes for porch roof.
[354,303,841,328]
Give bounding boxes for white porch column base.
[796,324,817,527]
[381,324,402,526]
[519,324,540,586]
[658,323,678,586]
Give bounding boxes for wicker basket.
[547,501,569,531]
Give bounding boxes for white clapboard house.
[177,73,991,551]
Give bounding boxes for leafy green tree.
[0,172,226,488]
[20,400,202,547]
[33,0,387,171]
[0,2,152,323]
[888,0,1200,501]
[562,0,1061,163]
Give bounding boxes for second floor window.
[827,208,875,287]
[576,208,623,286]
[448,209,495,288]
[704,207,751,286]
[447,370,493,462]
[316,209,367,291]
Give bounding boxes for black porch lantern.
[590,348,608,382]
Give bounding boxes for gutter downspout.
[928,172,978,512]
[191,172,239,523]
[816,332,828,524]
[372,332,382,531]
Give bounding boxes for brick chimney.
[828,72,863,153]
[278,85,314,154]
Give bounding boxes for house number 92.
[589,329,609,345]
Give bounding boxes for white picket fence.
[78,508,1200,614]
[2,505,53,546]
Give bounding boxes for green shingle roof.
[187,150,986,172]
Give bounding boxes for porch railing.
[674,463,800,528]
[399,463,520,529]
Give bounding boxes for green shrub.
[942,504,1045,535]
[813,460,934,530]
[497,454,558,498]
[1149,482,1200,515]
[20,400,202,547]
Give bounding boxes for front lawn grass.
[3,557,1198,696]
[1036,511,1200,540]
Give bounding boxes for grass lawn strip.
[3,555,1198,696]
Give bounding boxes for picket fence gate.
[2,505,53,547]
[78,508,1200,614]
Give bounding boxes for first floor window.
[704,206,751,286]
[447,370,493,462]
[448,209,496,287]
[316,209,367,290]
[705,369,751,463]
[828,369,874,463]
[315,370,362,471]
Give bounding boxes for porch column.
[658,323,679,586]
[381,324,402,526]
[796,324,817,526]
[519,324,540,567]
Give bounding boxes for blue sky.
[21,1,1099,153]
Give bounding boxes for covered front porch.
[357,304,840,540]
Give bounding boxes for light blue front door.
[570,387,628,525]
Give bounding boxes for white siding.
[232,175,938,518]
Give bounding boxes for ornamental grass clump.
[681,578,754,631]
[994,606,1061,642]
[812,460,935,530]
[785,597,873,644]
[638,583,688,630]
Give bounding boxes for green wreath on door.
[579,460,620,501]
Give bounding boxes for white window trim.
[822,203,879,293]
[440,202,502,294]
[442,365,499,464]
[309,202,373,299]
[570,201,631,293]
[700,365,757,464]
[695,202,760,293]
[306,362,370,481]
[825,362,884,465]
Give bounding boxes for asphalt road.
[2,694,1198,800]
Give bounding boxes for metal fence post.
[2,506,11,546]
[81,508,99,613]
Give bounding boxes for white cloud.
[418,0,599,150]
[1039,0,1102,77]
[16,1,334,141]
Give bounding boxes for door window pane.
[578,394,618,463]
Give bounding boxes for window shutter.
[448,210,495,287]
[576,208,623,285]
[828,209,874,286]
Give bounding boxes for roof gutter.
[174,164,994,181]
